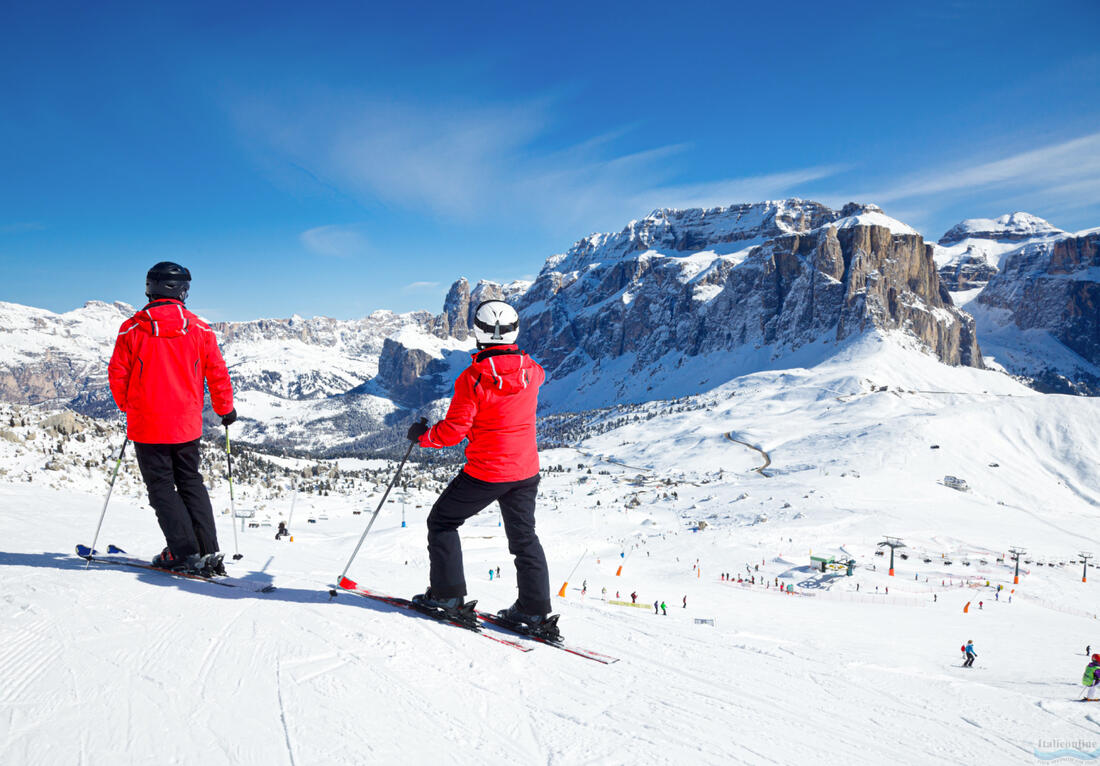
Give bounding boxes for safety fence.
[1014,592,1099,621]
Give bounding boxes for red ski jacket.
[419,345,544,482]
[107,299,234,444]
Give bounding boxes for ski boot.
[412,588,479,628]
[196,553,227,577]
[152,547,203,572]
[496,602,562,642]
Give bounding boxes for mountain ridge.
[1,198,1096,453]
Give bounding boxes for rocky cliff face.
[0,300,132,408]
[435,278,532,340]
[974,230,1100,393]
[433,201,980,407]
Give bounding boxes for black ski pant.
[133,439,219,558]
[963,654,975,667]
[427,470,550,615]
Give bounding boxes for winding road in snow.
[724,432,771,476]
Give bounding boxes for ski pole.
[336,418,425,587]
[86,437,129,568]
[225,426,242,560]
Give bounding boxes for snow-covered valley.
[3,335,1098,764]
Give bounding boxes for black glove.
[406,419,429,442]
[221,408,238,427]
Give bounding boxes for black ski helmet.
[145,261,191,301]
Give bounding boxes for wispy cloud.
[235,92,843,235]
[635,165,848,213]
[851,132,1100,230]
[299,224,369,258]
[402,281,441,292]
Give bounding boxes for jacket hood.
[471,346,534,395]
[133,300,194,339]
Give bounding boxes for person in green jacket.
[1083,654,1100,701]
[660,601,667,615]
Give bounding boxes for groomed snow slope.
[3,335,1099,765]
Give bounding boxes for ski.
[335,577,532,652]
[475,611,620,664]
[76,545,276,593]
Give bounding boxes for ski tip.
[338,576,357,590]
[107,544,126,554]
[232,553,244,560]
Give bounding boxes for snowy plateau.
[2,199,1100,765]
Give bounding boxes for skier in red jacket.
[408,300,557,637]
[107,262,236,572]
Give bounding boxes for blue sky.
[2,0,1098,321]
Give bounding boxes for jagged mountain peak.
[938,212,1064,245]
[542,199,906,276]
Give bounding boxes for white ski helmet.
[473,300,520,348]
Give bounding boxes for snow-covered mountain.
[2,198,1096,454]
[383,199,978,412]
[0,300,472,452]
[968,228,1100,394]
[931,213,1100,395]
[934,213,1067,291]
[508,199,979,410]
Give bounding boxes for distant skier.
[496,566,501,579]
[631,591,637,604]
[1082,654,1100,701]
[406,301,556,637]
[682,595,687,608]
[108,262,236,573]
[654,600,659,614]
[488,568,494,581]
[660,601,667,615]
[963,640,977,668]
[275,521,289,540]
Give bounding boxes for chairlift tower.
[1008,546,1026,585]
[1080,552,1093,584]
[878,536,906,577]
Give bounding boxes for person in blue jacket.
[963,640,977,667]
